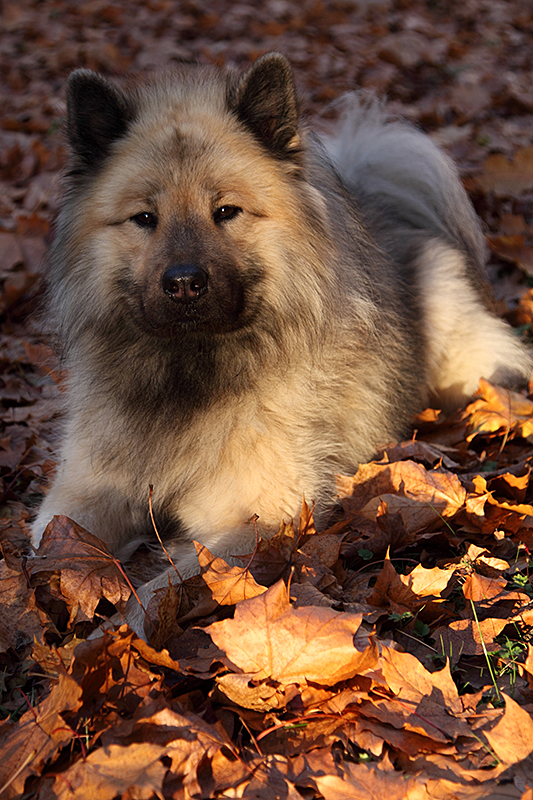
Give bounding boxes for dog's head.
[56,54,331,342]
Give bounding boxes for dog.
[31,53,531,635]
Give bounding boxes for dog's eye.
[131,212,158,229]
[213,205,242,224]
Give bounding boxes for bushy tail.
[319,94,487,274]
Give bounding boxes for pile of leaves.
[3,0,533,798]
[2,384,533,798]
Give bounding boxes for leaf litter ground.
[3,1,533,798]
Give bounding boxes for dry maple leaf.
[28,515,131,623]
[50,742,168,800]
[0,670,82,797]
[462,572,507,602]
[338,460,466,530]
[293,749,448,800]
[433,617,508,664]
[0,562,47,652]
[367,554,454,612]
[206,579,376,685]
[195,541,267,604]
[103,706,234,799]
[484,694,533,765]
[464,379,533,441]
[375,647,473,742]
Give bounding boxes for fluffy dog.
[32,53,530,633]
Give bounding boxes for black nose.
[162,264,208,302]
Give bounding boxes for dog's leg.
[419,240,532,410]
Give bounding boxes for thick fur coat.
[31,53,531,634]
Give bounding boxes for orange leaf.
[206,580,376,685]
[476,146,533,197]
[464,379,533,441]
[339,461,466,538]
[0,671,82,795]
[462,573,507,601]
[195,542,267,605]
[484,694,533,764]
[52,742,167,800]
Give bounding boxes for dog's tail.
[320,93,532,407]
[319,94,486,274]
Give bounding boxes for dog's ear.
[66,70,134,171]
[232,53,300,160]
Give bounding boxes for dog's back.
[321,94,531,408]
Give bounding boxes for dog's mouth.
[135,282,249,337]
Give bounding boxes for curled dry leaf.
[195,541,267,604]
[28,515,131,623]
[464,379,533,441]
[338,460,466,533]
[51,742,168,800]
[0,670,82,797]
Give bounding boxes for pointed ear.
[232,53,300,160]
[66,70,134,171]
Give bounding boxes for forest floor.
[2,1,533,797]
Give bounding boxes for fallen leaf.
[465,379,533,441]
[52,742,167,800]
[196,542,267,604]
[0,670,82,796]
[485,694,533,764]
[28,515,131,623]
[475,146,533,197]
[206,580,376,685]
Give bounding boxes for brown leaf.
[401,563,456,598]
[52,742,167,800]
[0,562,46,652]
[476,146,533,197]
[338,460,466,532]
[196,542,267,604]
[376,647,471,741]
[0,670,82,795]
[489,233,533,277]
[28,515,131,623]
[463,572,507,601]
[206,580,376,685]
[464,379,533,441]
[294,752,426,800]
[433,617,508,663]
[485,694,533,764]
